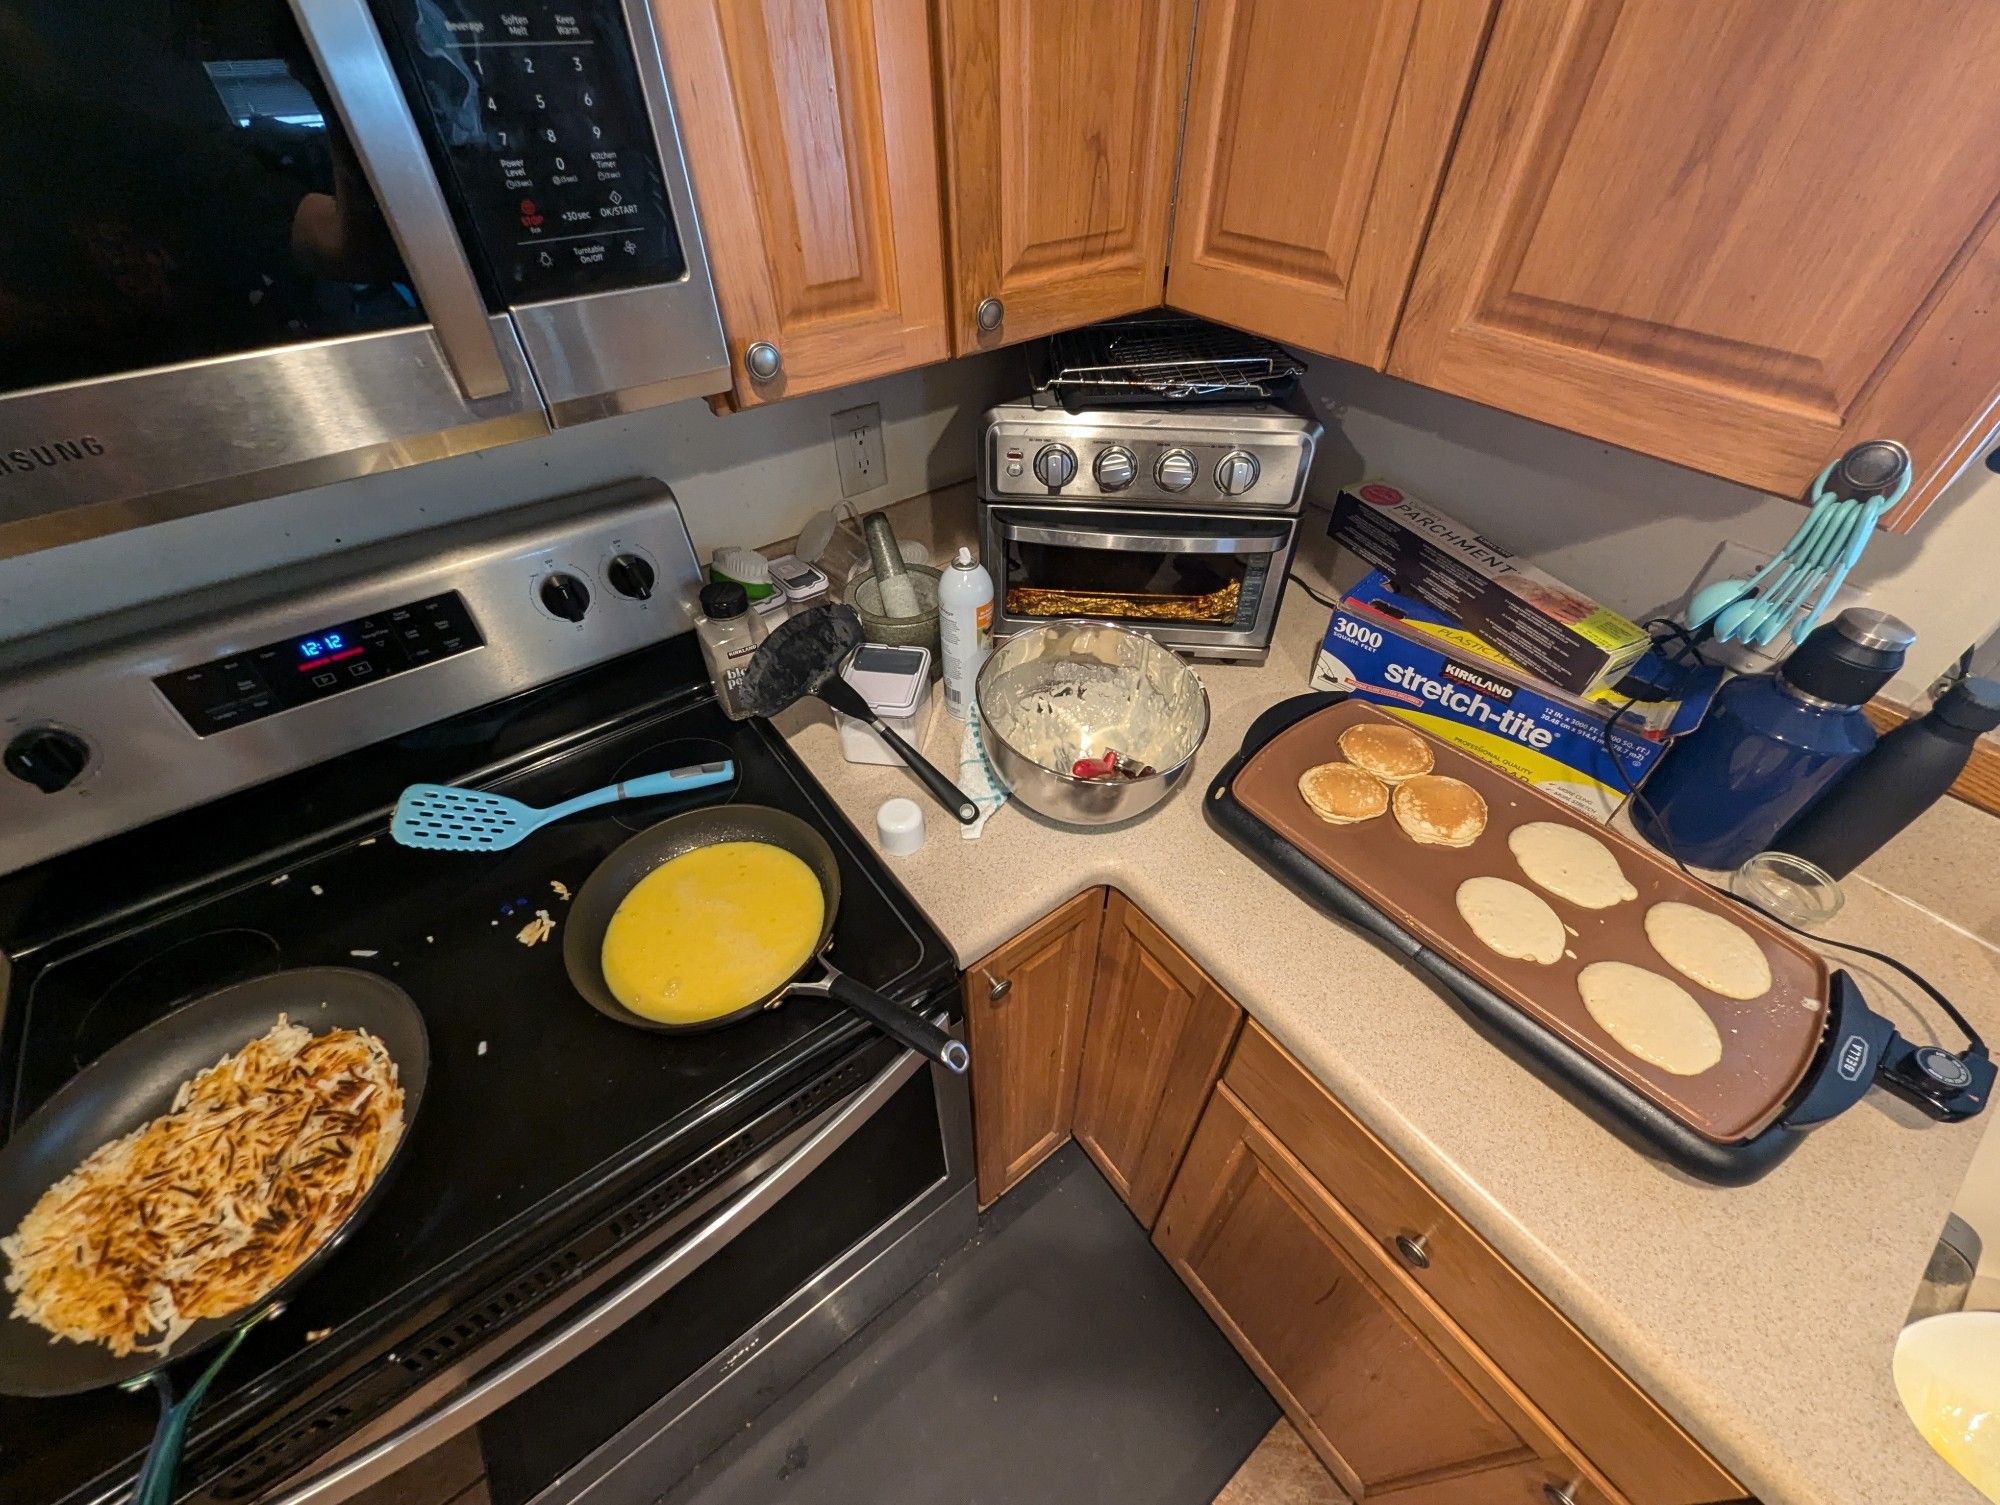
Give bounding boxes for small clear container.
[1730,850,1845,928]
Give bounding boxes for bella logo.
[1837,1036,1870,1082]
[0,436,106,477]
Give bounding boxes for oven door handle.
[288,0,512,401]
[259,1045,931,1505]
[1001,522,1288,555]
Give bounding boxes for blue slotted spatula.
[390,761,735,851]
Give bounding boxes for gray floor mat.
[663,1145,1279,1505]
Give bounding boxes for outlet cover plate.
[833,404,886,497]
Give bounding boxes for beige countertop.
[772,492,2000,1505]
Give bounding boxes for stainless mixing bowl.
[974,621,1209,828]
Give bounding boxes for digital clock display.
[295,627,365,669]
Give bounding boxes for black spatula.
[740,604,979,825]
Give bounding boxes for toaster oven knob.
[1033,443,1078,490]
[1093,445,1136,491]
[1216,450,1262,496]
[1156,448,1197,492]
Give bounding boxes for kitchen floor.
[660,1144,1305,1505]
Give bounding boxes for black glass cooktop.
[0,636,957,1505]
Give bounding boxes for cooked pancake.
[1338,721,1434,783]
[1298,761,1389,824]
[1392,774,1488,847]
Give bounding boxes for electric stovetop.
[0,634,958,1505]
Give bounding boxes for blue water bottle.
[1633,609,1914,870]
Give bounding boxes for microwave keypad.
[379,0,686,304]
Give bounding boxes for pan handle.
[129,1309,270,1505]
[803,967,970,1073]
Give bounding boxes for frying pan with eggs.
[563,804,968,1073]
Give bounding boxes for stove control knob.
[5,726,90,793]
[1033,443,1077,490]
[539,571,591,622]
[1216,450,1262,496]
[606,553,655,601]
[1156,448,1197,492]
[1093,445,1136,492]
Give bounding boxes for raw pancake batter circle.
[1454,877,1565,964]
[1577,961,1723,1076]
[1507,821,1637,909]
[1643,901,1773,1001]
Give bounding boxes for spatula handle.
[868,718,980,825]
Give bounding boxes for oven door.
[0,0,549,559]
[985,503,1297,661]
[242,1032,975,1505]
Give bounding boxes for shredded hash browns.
[1,1019,404,1356]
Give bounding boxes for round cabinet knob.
[1393,1232,1431,1270]
[1542,1483,1579,1505]
[1033,443,1078,489]
[539,571,591,623]
[744,341,783,384]
[1216,450,1261,496]
[4,726,90,793]
[606,553,656,601]
[976,297,1004,334]
[1156,448,1197,493]
[1093,445,1136,491]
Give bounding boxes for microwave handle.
[289,0,512,400]
[1002,521,1288,555]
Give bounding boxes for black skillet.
[0,968,428,1505]
[563,804,969,1073]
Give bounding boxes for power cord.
[1601,622,1984,1057]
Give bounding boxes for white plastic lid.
[876,797,925,856]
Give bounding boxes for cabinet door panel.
[936,0,1194,351]
[1390,0,2000,525]
[1073,893,1240,1226]
[965,890,1105,1204]
[657,0,948,406]
[1167,0,1490,367]
[1157,1089,1532,1500]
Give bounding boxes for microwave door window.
[0,2,424,396]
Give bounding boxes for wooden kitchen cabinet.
[1072,892,1241,1227]
[1389,0,2000,527]
[963,889,1105,1205]
[1157,1084,1610,1504]
[1166,0,1491,369]
[933,0,1194,353]
[655,0,950,406]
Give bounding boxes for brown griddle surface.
[1232,702,1828,1143]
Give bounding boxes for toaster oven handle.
[289,0,513,401]
[255,1043,933,1505]
[1002,522,1287,555]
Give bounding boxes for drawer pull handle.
[1542,1483,1579,1505]
[976,297,1004,333]
[745,341,783,383]
[982,970,1012,1002]
[1394,1232,1430,1270]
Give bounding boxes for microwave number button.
[1156,448,1197,493]
[1093,445,1136,492]
[1216,450,1261,496]
[1032,444,1077,490]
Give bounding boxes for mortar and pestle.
[848,511,942,678]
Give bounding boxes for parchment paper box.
[1329,482,1651,695]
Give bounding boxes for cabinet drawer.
[1224,1023,1741,1505]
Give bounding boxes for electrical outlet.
[832,403,886,497]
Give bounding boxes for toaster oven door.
[984,504,1296,661]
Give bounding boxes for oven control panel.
[155,593,484,737]
[980,401,1321,512]
[378,0,686,305]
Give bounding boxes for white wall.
[1296,361,2000,701]
[0,350,1024,642]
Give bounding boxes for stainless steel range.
[977,397,1322,662]
[0,483,972,1505]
